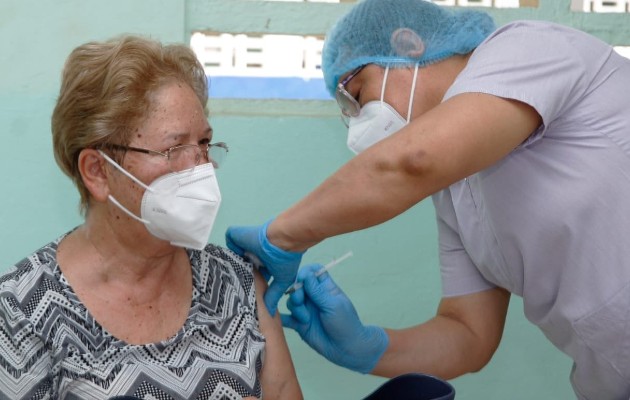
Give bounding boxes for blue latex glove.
[225,219,304,316]
[281,264,389,374]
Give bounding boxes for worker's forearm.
[372,316,495,380]
[267,142,435,252]
[268,180,414,252]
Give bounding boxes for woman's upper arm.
[320,91,544,233]
[389,92,542,197]
[253,270,303,400]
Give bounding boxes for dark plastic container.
[109,397,142,400]
[363,373,456,400]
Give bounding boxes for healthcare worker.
[226,0,630,398]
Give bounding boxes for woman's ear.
[78,149,109,203]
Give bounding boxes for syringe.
[285,251,353,295]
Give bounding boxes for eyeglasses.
[335,65,366,121]
[107,142,229,172]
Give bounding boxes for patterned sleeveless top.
[0,233,265,399]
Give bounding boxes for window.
[191,0,538,100]
[190,0,629,104]
[191,32,327,100]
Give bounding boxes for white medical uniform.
[434,20,630,399]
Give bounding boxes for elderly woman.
[0,35,302,400]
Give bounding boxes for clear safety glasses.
[335,65,366,124]
[107,142,229,172]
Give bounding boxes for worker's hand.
[281,264,389,374]
[226,219,304,316]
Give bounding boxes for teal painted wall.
[2,1,628,399]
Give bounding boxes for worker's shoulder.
[490,19,602,45]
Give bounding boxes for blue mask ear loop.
[406,63,420,123]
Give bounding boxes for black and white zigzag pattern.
[0,233,264,399]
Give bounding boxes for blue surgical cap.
[322,0,496,96]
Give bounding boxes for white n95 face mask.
[347,101,407,154]
[99,151,221,250]
[346,64,419,155]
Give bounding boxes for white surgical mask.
[347,63,419,155]
[99,151,221,250]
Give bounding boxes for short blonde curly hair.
[51,35,208,215]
